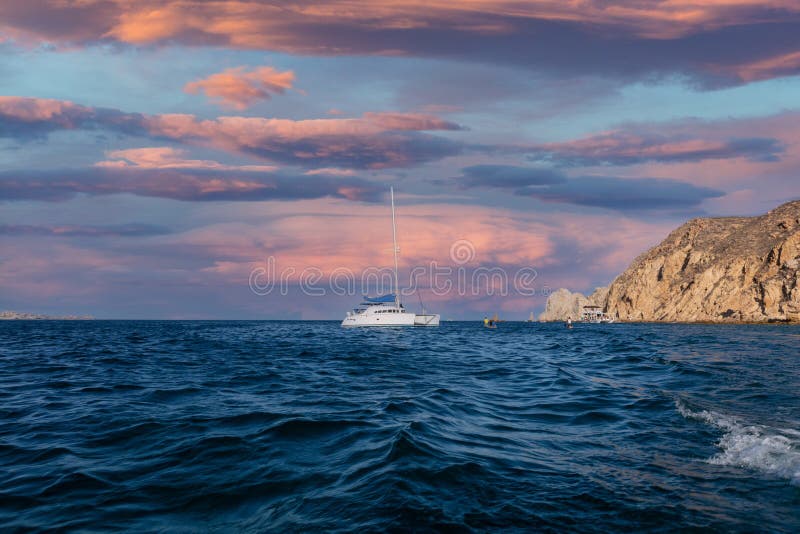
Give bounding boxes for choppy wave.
[676,399,800,485]
[1,320,799,531]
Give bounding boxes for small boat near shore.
[581,305,615,324]
[482,313,503,329]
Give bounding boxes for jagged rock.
[539,287,607,322]
[603,200,800,323]
[588,286,609,307]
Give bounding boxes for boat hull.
[340,311,441,327]
[341,312,417,327]
[414,314,440,326]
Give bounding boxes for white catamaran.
[341,188,440,327]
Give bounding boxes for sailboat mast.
[390,187,400,306]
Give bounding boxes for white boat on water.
[341,294,439,327]
[580,305,615,323]
[341,188,440,328]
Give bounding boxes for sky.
[1,1,800,320]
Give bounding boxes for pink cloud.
[175,201,674,317]
[0,96,90,124]
[304,167,356,176]
[0,241,132,299]
[162,201,556,280]
[0,96,69,119]
[715,50,800,82]
[163,199,668,290]
[362,112,465,131]
[184,66,296,109]
[95,147,277,172]
[142,111,461,141]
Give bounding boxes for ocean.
[1,320,798,532]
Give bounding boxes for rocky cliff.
[603,200,800,322]
[538,287,608,322]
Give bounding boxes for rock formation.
[587,286,609,308]
[603,200,800,322]
[538,287,607,322]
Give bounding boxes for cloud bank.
[458,164,565,188]
[0,223,172,237]
[0,167,384,203]
[0,97,464,169]
[3,2,800,86]
[456,164,725,211]
[516,176,724,211]
[528,130,785,167]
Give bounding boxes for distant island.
[0,311,93,320]
[541,199,800,323]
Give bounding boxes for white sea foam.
[676,399,800,485]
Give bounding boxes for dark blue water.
[1,321,798,532]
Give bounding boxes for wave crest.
[676,399,800,485]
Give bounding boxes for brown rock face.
[539,287,608,322]
[604,200,800,323]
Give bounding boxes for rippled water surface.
[1,320,799,532]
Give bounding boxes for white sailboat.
[341,188,440,327]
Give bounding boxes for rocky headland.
[541,199,800,323]
[538,287,608,322]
